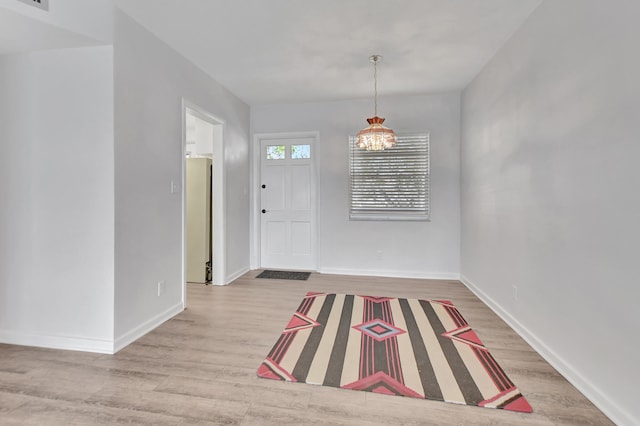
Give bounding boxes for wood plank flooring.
[0,272,613,425]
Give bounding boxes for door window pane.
[291,144,311,159]
[266,145,285,160]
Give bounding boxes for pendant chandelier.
[356,54,397,151]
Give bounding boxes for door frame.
[181,99,226,307]
[251,131,320,270]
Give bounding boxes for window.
[349,133,430,221]
[266,145,285,160]
[266,144,312,160]
[291,144,311,159]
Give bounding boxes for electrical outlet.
[158,280,166,296]
[170,180,181,194]
[512,285,518,301]
[376,250,384,259]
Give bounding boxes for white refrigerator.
[186,157,212,283]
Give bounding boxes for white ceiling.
[1,1,543,106]
[114,0,542,106]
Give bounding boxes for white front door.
[260,136,316,270]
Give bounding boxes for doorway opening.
[182,101,226,305]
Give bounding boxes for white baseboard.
[0,329,114,354]
[317,267,459,281]
[225,266,250,285]
[113,302,183,353]
[460,274,635,426]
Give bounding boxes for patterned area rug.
[256,270,311,280]
[257,292,532,413]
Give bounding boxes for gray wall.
[460,1,640,424]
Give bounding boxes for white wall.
[0,0,113,43]
[113,11,251,348]
[460,1,640,424]
[0,47,115,352]
[252,93,460,279]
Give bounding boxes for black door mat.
[256,270,311,280]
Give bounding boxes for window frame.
[348,133,430,222]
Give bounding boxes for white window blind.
[349,133,430,221]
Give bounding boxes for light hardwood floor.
[0,272,613,425]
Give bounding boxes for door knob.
[261,184,266,189]
[261,209,267,214]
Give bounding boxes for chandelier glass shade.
[356,55,397,151]
[355,116,396,151]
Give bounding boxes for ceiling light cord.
[373,57,378,117]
